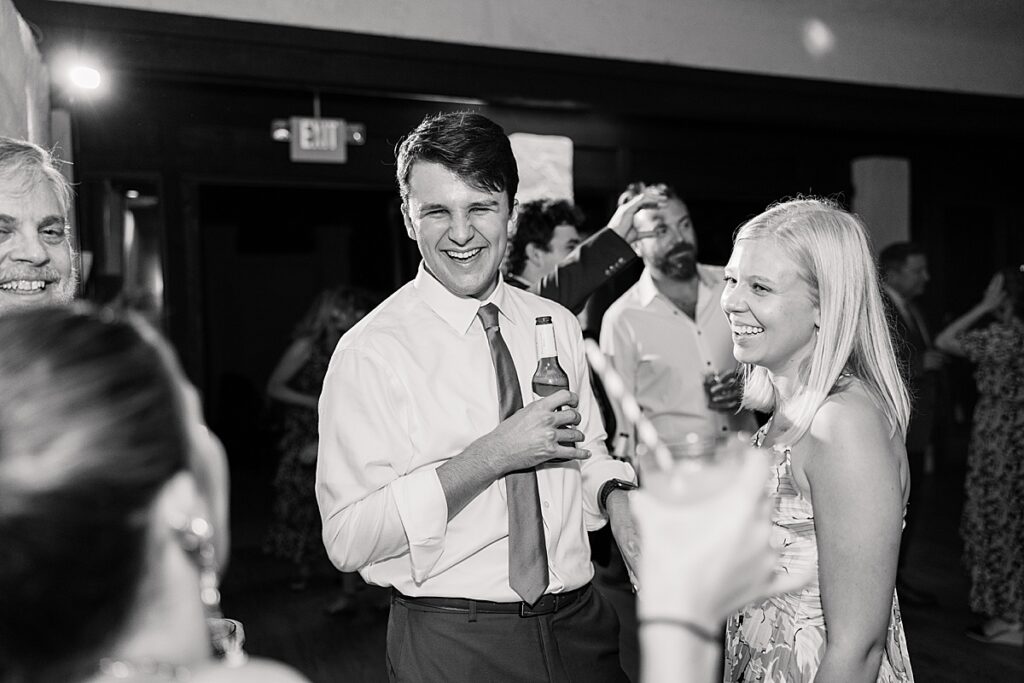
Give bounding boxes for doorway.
[197,182,409,543]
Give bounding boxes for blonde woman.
[720,199,914,681]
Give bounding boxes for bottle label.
[536,323,557,358]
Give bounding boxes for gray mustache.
[0,266,62,284]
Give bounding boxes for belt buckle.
[519,594,556,617]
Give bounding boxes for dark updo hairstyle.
[0,305,190,683]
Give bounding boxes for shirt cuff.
[391,467,449,584]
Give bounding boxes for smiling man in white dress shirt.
[316,112,637,682]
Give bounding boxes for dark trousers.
[386,584,627,683]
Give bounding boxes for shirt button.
[706,361,712,366]
[543,501,551,509]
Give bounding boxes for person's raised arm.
[266,337,318,409]
[607,187,667,243]
[529,188,665,313]
[806,395,905,683]
[935,272,1005,357]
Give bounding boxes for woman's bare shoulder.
[193,658,311,683]
[803,379,899,476]
[814,379,889,439]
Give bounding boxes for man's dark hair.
[879,242,926,276]
[506,199,585,276]
[395,111,519,210]
[617,181,680,207]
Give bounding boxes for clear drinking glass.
[638,430,751,503]
[702,371,722,409]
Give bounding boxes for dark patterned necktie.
[476,303,549,605]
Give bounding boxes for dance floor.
[223,447,1024,682]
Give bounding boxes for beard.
[53,261,79,305]
[655,243,697,281]
[0,262,77,315]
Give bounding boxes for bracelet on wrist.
[638,617,720,642]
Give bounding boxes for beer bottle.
[533,316,569,397]
[533,316,574,455]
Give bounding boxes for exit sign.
[290,117,347,163]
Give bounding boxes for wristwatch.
[599,478,638,513]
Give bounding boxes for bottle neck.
[535,322,557,358]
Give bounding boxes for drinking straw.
[583,339,673,472]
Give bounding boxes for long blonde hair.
[736,198,910,445]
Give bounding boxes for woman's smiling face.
[721,237,819,378]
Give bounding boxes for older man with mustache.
[0,136,77,314]
[600,182,756,459]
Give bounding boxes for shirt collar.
[635,264,716,308]
[414,262,515,335]
[507,273,533,289]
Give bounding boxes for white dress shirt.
[600,264,757,457]
[316,263,635,600]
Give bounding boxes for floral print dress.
[263,336,333,566]
[957,318,1024,623]
[724,427,914,682]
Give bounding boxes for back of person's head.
[878,241,925,279]
[506,199,585,277]
[0,136,72,218]
[735,198,910,444]
[0,305,189,682]
[617,181,680,207]
[395,111,519,210]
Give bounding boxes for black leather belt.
[393,583,590,618]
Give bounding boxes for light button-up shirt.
[316,264,634,600]
[600,264,757,457]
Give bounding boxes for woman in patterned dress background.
[936,266,1024,646]
[264,286,376,607]
[720,199,914,681]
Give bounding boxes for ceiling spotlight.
[125,190,140,199]
[802,18,835,58]
[69,65,102,90]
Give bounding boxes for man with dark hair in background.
[0,136,77,313]
[505,198,584,289]
[316,112,636,681]
[880,240,944,606]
